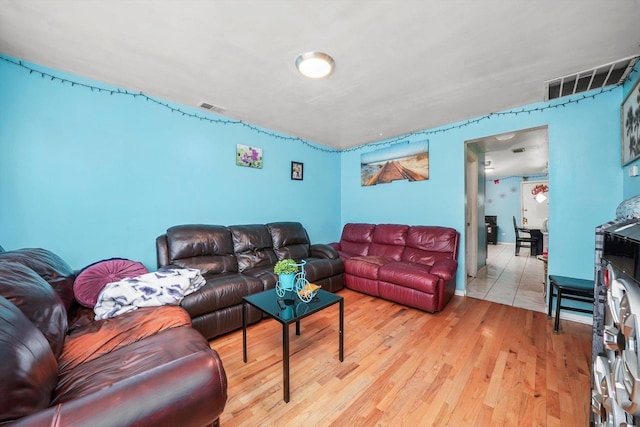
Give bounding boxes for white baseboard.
[554,310,592,325]
[455,290,592,326]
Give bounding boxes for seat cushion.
[379,261,440,294]
[241,265,278,291]
[0,295,58,423]
[59,305,191,375]
[180,273,264,317]
[73,258,148,308]
[344,256,392,280]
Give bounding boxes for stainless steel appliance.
[593,218,640,426]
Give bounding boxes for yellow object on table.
[298,283,320,299]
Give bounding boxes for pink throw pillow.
[73,258,148,308]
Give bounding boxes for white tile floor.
[466,243,547,313]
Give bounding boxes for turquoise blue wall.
[0,54,627,288]
[0,56,342,270]
[341,89,623,288]
[485,175,547,244]
[622,63,640,198]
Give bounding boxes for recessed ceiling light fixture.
[295,51,334,79]
[495,133,515,141]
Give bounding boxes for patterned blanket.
[94,268,206,320]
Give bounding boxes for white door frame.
[466,149,479,278]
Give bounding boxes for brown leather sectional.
[330,223,459,313]
[155,221,345,340]
[0,248,227,426]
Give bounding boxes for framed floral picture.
[236,144,263,169]
[291,161,303,180]
[622,78,640,165]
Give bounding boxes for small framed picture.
[291,161,303,180]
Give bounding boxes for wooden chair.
[513,216,540,256]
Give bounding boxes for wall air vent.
[545,55,639,101]
[198,101,226,114]
[512,147,526,154]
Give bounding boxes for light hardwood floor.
[211,287,591,426]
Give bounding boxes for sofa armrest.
[156,234,170,268]
[328,242,341,251]
[310,243,340,260]
[430,259,458,281]
[11,351,227,427]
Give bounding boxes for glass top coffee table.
[242,288,344,402]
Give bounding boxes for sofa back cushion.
[230,225,278,272]
[267,222,310,260]
[0,295,58,423]
[166,225,238,274]
[0,247,74,281]
[0,247,75,310]
[368,224,409,261]
[339,223,376,256]
[0,262,68,358]
[402,226,459,266]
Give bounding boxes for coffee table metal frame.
[242,288,344,402]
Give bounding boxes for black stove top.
[603,218,640,287]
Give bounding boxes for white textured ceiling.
[0,0,639,155]
[472,127,549,180]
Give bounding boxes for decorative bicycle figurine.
[275,259,320,302]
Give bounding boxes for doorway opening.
[464,126,549,312]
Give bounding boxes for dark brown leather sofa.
[156,221,344,340]
[0,247,227,427]
[330,223,459,313]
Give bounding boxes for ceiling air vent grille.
[198,101,226,114]
[544,55,639,101]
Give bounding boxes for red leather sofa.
[0,247,227,427]
[330,223,459,313]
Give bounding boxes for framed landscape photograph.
[360,139,429,186]
[622,78,640,165]
[291,161,303,180]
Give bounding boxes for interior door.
[521,180,549,229]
